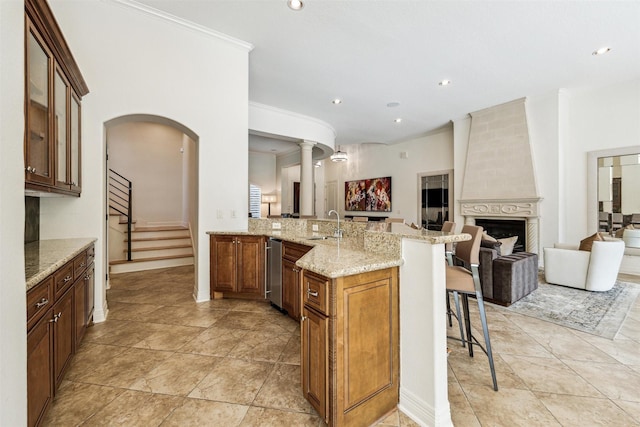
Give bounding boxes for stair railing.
[108,169,133,261]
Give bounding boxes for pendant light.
[331,146,348,162]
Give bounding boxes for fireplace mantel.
[459,198,543,218]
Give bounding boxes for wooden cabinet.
[301,267,399,427]
[210,234,265,298]
[282,241,312,320]
[26,244,94,427]
[24,0,88,196]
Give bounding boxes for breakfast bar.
[208,218,469,426]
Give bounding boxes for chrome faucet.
[328,209,342,238]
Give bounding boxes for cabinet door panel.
[25,24,53,185]
[236,236,263,295]
[85,263,95,325]
[27,312,53,427]
[53,288,74,388]
[69,94,81,192]
[54,67,69,189]
[211,236,236,293]
[74,276,86,350]
[302,306,327,421]
[282,259,299,319]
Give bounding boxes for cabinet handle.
[301,315,308,322]
[49,312,61,323]
[80,262,86,267]
[84,274,91,281]
[307,289,319,298]
[63,275,72,283]
[35,298,49,308]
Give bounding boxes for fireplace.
[459,98,542,254]
[475,218,526,253]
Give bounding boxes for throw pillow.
[480,239,502,250]
[497,236,518,256]
[483,232,497,242]
[615,224,635,238]
[579,232,604,251]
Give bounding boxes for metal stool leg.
[476,291,498,391]
[462,294,473,357]
[452,291,465,347]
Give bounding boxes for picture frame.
[345,176,391,212]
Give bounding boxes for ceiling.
[135,0,640,154]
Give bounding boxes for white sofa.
[543,240,625,291]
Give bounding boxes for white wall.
[182,133,198,245]
[248,151,277,217]
[0,2,28,423]
[108,122,185,226]
[565,79,640,243]
[41,0,250,310]
[324,127,454,225]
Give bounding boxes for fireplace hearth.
[475,218,526,253]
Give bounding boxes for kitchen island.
[208,219,469,426]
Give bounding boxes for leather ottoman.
[489,252,538,306]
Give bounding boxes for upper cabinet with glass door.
[24,0,89,197]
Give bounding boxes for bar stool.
[446,224,498,391]
[442,221,465,348]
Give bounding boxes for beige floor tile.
[65,343,128,382]
[160,397,249,426]
[279,334,302,365]
[463,384,562,427]
[41,381,124,426]
[614,399,640,424]
[129,352,221,396]
[562,359,640,402]
[618,316,640,342]
[260,312,301,334]
[376,408,400,426]
[228,330,290,362]
[253,363,312,413]
[215,311,265,330]
[230,299,276,313]
[143,304,228,328]
[188,357,273,405]
[132,323,205,351]
[536,392,639,426]
[501,354,603,397]
[447,381,481,427]
[398,410,421,426]
[107,301,164,321]
[569,333,640,366]
[84,319,165,347]
[82,390,183,426]
[239,406,321,427]
[72,347,173,388]
[447,348,526,390]
[178,326,248,357]
[482,318,554,358]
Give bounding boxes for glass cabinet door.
[54,67,69,189]
[26,26,53,185]
[70,95,81,192]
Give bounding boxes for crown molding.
[107,0,254,52]
[249,102,337,138]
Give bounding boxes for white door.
[325,180,338,214]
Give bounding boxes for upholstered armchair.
[543,240,625,291]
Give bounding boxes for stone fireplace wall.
[460,98,542,253]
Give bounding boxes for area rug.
[493,274,640,339]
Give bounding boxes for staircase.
[109,225,194,274]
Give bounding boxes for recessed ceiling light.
[387,102,400,108]
[332,98,342,105]
[287,0,304,11]
[394,118,402,124]
[439,80,451,86]
[592,47,611,56]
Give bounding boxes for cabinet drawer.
[283,242,312,261]
[53,261,74,299]
[73,251,88,280]
[27,277,53,331]
[303,271,329,315]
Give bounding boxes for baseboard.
[399,387,452,427]
[93,300,109,323]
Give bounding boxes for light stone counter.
[207,221,469,279]
[25,238,96,291]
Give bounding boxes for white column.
[299,140,316,216]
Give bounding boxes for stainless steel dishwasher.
[267,238,284,311]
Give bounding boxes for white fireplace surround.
[460,98,542,253]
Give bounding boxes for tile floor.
[44,266,640,426]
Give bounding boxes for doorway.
[418,170,452,231]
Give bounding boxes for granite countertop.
[25,238,97,291]
[207,226,470,279]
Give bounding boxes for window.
[249,184,261,218]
